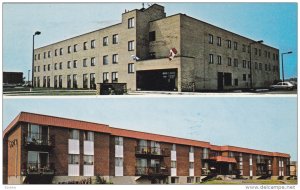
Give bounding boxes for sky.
[3,97,297,160]
[2,3,298,79]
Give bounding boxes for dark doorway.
[217,72,224,91]
[136,69,177,91]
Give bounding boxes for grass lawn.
[201,179,298,185]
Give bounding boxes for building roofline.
[3,112,290,158]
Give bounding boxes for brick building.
[3,112,291,184]
[33,4,280,92]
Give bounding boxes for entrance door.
[217,72,224,91]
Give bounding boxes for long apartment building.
[33,4,280,92]
[3,112,290,184]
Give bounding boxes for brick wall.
[94,132,110,176]
[123,137,137,176]
[194,147,202,176]
[176,144,189,176]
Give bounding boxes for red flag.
[169,48,177,60]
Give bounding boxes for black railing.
[136,166,169,176]
[256,170,272,176]
[135,146,170,157]
[24,133,55,148]
[22,162,55,175]
[256,159,269,165]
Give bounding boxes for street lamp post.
[32,31,41,88]
[249,40,263,89]
[281,51,292,82]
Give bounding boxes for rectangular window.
[242,44,246,52]
[255,48,258,55]
[84,131,94,141]
[91,57,96,66]
[83,42,87,50]
[38,66,40,72]
[171,161,176,168]
[217,37,221,46]
[228,57,232,66]
[103,72,109,82]
[208,34,213,44]
[112,34,119,44]
[209,54,214,64]
[234,42,238,50]
[73,74,77,88]
[149,31,156,42]
[59,62,62,70]
[259,63,262,70]
[69,129,79,139]
[265,64,268,71]
[227,40,231,48]
[60,48,63,55]
[243,60,247,68]
[115,136,123,145]
[217,55,222,65]
[44,52,46,59]
[128,41,134,51]
[234,58,238,67]
[259,49,261,56]
[48,64,51,71]
[68,154,79,164]
[54,63,57,70]
[243,74,247,81]
[103,36,108,46]
[74,44,78,52]
[115,157,123,167]
[112,54,118,64]
[73,60,77,68]
[268,52,270,58]
[84,155,94,165]
[91,40,96,48]
[48,51,51,58]
[34,54,37,60]
[83,58,87,67]
[43,65,46,71]
[90,73,95,89]
[67,61,71,69]
[83,74,88,88]
[273,53,275,60]
[68,46,71,53]
[128,63,134,73]
[112,72,118,83]
[103,55,108,65]
[54,49,57,56]
[128,17,135,28]
[264,50,267,57]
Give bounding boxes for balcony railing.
[256,170,272,176]
[22,162,55,175]
[135,146,170,157]
[23,133,55,149]
[256,159,269,165]
[136,166,169,176]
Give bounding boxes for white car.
[270,82,294,90]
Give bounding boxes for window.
[84,155,94,165]
[44,52,46,59]
[83,42,87,50]
[38,66,40,72]
[103,55,108,65]
[34,54,37,60]
[172,144,176,151]
[38,54,40,60]
[217,37,221,46]
[67,61,71,69]
[234,58,238,67]
[48,51,51,58]
[69,154,79,164]
[112,72,118,83]
[73,60,77,68]
[55,49,57,56]
[234,78,238,86]
[217,55,222,65]
[83,74,88,88]
[242,44,246,52]
[59,62,62,70]
[74,44,78,52]
[54,63,58,70]
[69,129,79,139]
[259,63,262,70]
[115,136,123,145]
[115,157,123,167]
[68,46,71,53]
[43,65,46,71]
[254,48,258,55]
[103,72,109,83]
[84,131,94,141]
[248,61,251,69]
[234,42,238,50]
[48,64,51,71]
[243,74,247,81]
[265,64,268,71]
[190,146,194,153]
[187,177,194,183]
[112,34,119,44]
[268,51,270,58]
[73,74,77,88]
[208,34,213,44]
[242,60,246,68]
[209,54,214,64]
[112,54,118,64]
[128,17,134,28]
[83,58,87,67]
[128,41,134,51]
[149,31,156,42]
[90,73,95,89]
[91,40,96,48]
[259,49,261,56]
[227,40,232,48]
[128,63,134,73]
[224,73,232,86]
[171,161,176,168]
[189,162,194,169]
[67,75,71,88]
[60,48,63,55]
[91,57,96,66]
[103,36,108,46]
[255,62,258,69]
[228,57,232,66]
[273,53,275,60]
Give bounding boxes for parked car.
[289,81,297,89]
[269,82,294,90]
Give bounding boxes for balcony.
[256,160,268,165]
[136,166,169,177]
[256,170,272,176]
[23,134,55,151]
[22,162,55,175]
[135,146,170,158]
